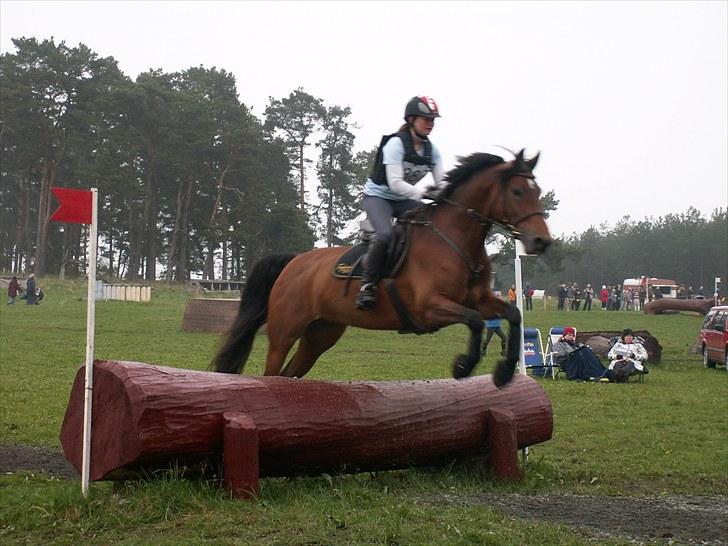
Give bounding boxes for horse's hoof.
[453,354,475,379]
[493,358,516,388]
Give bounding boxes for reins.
[397,172,544,281]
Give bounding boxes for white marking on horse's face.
[527,178,537,190]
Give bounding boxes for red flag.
[50,187,93,225]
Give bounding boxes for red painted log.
[643,298,713,315]
[60,360,553,482]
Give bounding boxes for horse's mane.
[439,153,505,200]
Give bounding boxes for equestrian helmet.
[404,96,441,120]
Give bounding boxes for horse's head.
[438,150,552,254]
[493,149,552,254]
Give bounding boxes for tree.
[264,88,324,213]
[315,105,360,246]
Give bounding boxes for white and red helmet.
[404,96,441,120]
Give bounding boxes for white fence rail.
[96,283,151,302]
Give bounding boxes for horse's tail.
[212,253,297,374]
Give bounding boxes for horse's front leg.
[421,297,483,379]
[477,298,521,388]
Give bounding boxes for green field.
[1,278,726,545]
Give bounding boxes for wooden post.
[486,409,521,480]
[223,412,259,499]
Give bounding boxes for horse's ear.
[527,152,540,170]
[515,149,525,162]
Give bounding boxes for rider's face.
[411,116,435,136]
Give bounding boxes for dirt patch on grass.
[435,492,727,545]
[1,443,77,479]
[3,444,726,544]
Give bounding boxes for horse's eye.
[512,188,524,198]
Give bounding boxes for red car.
[700,305,728,369]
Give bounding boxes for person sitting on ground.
[481,317,507,356]
[552,327,605,381]
[603,328,649,382]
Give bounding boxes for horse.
[213,150,552,387]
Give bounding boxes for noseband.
[440,198,545,239]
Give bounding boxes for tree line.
[492,207,727,295]
[1,38,369,280]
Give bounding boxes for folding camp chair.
[523,328,547,377]
[544,326,572,379]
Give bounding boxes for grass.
[1,277,726,545]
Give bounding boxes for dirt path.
[3,444,726,544]
[434,492,727,545]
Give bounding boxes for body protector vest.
[369,130,433,187]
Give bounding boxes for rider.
[355,96,446,311]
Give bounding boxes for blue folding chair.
[523,328,547,377]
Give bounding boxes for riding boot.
[355,239,389,310]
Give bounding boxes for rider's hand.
[421,184,445,201]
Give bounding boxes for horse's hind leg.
[280,320,347,378]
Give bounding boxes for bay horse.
[213,150,552,387]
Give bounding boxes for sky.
[2,0,726,238]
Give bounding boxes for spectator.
[507,284,517,305]
[7,276,21,304]
[599,285,609,310]
[687,286,693,299]
[638,286,647,309]
[481,318,507,357]
[572,284,582,311]
[566,283,575,311]
[524,283,534,311]
[583,283,594,311]
[602,328,648,382]
[25,273,37,305]
[552,327,605,381]
[557,283,568,311]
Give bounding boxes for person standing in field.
[507,284,517,305]
[583,283,594,311]
[599,285,609,310]
[7,276,21,304]
[25,273,37,305]
[481,318,507,357]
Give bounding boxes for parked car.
[699,305,728,369]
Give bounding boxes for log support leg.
[486,409,522,480]
[222,412,259,499]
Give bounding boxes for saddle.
[332,218,411,281]
[331,209,435,335]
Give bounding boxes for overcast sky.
[2,1,726,237]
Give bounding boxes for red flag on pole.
[50,187,93,225]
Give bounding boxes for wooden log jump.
[181,298,239,333]
[643,298,713,315]
[60,360,553,498]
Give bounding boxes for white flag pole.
[81,188,98,497]
[514,240,526,376]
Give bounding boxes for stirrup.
[355,283,377,310]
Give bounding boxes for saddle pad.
[332,244,368,278]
